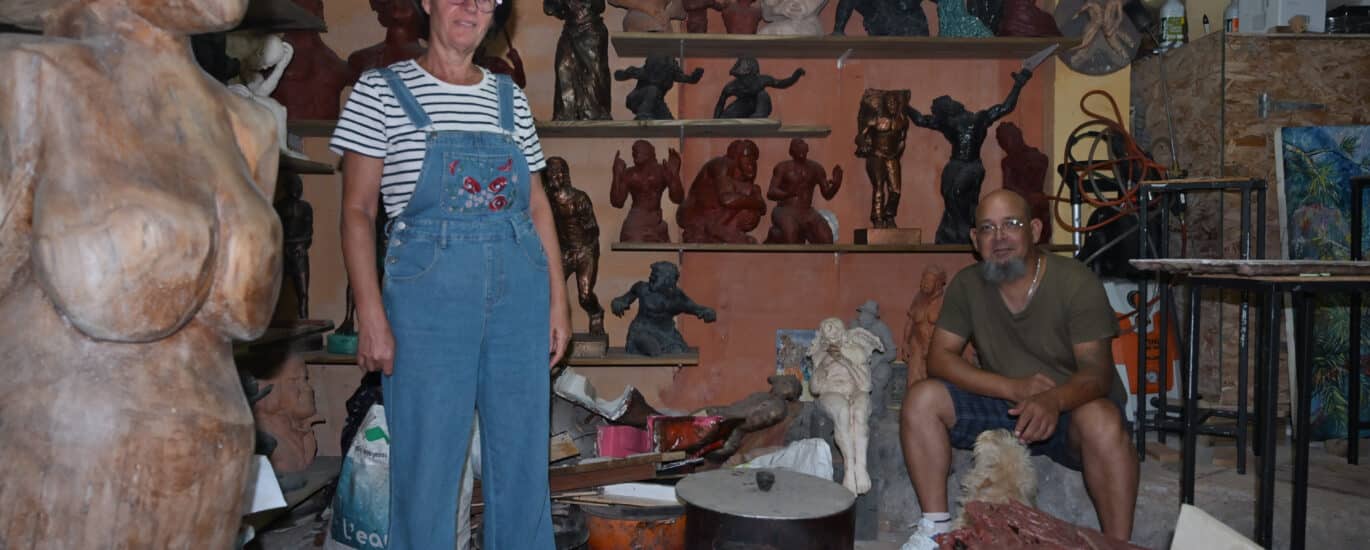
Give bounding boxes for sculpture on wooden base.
[678,139,767,244]
[0,0,284,546]
[547,0,613,120]
[758,0,828,35]
[997,122,1053,244]
[900,265,948,384]
[611,140,685,242]
[832,0,929,36]
[765,138,843,244]
[608,0,686,31]
[611,262,716,356]
[807,318,884,495]
[714,56,805,119]
[906,68,1032,244]
[855,89,911,229]
[252,355,322,474]
[851,300,897,418]
[273,0,352,121]
[542,158,607,339]
[276,171,314,319]
[348,0,426,76]
[614,55,704,120]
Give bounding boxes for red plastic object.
[596,425,651,458]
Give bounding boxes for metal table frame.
[1349,176,1368,465]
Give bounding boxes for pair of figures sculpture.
[856,67,1034,242]
[613,54,803,121]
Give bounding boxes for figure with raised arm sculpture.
[611,140,686,242]
[612,262,717,356]
[615,55,704,120]
[765,138,842,244]
[714,55,805,119]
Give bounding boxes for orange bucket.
[582,503,686,550]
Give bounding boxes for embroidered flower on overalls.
[489,176,508,194]
[497,158,513,172]
[489,195,509,211]
[463,176,482,194]
[448,160,460,175]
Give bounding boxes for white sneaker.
[899,517,947,550]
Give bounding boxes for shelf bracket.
[836,48,854,70]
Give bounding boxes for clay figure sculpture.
[543,158,607,336]
[967,0,1006,32]
[765,138,843,244]
[682,0,721,32]
[547,0,614,120]
[998,0,1062,36]
[695,374,803,460]
[939,0,994,37]
[272,0,352,121]
[759,0,827,35]
[851,300,897,418]
[608,0,687,31]
[347,0,426,76]
[677,139,767,243]
[611,140,686,242]
[615,55,704,120]
[855,89,912,229]
[997,122,1053,244]
[714,56,805,119]
[718,0,765,33]
[276,171,314,319]
[252,355,322,473]
[476,31,527,88]
[900,265,948,384]
[228,33,304,159]
[833,0,929,36]
[0,0,284,546]
[1056,0,1138,75]
[906,68,1032,244]
[611,262,717,356]
[807,318,884,495]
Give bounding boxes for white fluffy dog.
[952,429,1038,528]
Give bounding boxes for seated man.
[899,189,1137,549]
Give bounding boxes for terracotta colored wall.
[299,0,1078,433]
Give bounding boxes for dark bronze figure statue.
[832,0,929,36]
[997,122,1053,244]
[855,89,911,229]
[611,140,685,243]
[347,0,426,77]
[272,0,351,121]
[905,68,1032,244]
[547,0,613,120]
[611,262,716,356]
[276,171,314,319]
[614,55,704,120]
[714,56,805,119]
[542,158,607,336]
[765,138,843,244]
[678,139,767,244]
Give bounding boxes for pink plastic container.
[596,425,651,458]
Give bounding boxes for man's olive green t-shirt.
[936,253,1126,405]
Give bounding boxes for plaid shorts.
[942,380,1119,472]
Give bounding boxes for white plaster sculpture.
[227,33,304,159]
[758,0,827,35]
[807,317,884,495]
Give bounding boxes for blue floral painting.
[1276,125,1370,440]
[776,329,817,401]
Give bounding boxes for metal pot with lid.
[675,468,855,550]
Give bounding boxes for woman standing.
[331,0,570,547]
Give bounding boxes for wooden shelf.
[280,153,335,175]
[236,0,327,32]
[303,347,699,367]
[235,320,335,356]
[612,33,1080,60]
[291,118,829,139]
[536,119,829,138]
[611,242,1078,254]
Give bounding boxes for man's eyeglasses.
[974,218,1027,236]
[454,0,499,13]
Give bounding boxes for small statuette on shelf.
[612,140,685,243]
[714,56,805,119]
[611,262,716,357]
[614,55,703,120]
[678,139,766,243]
[832,0,930,36]
[764,138,843,244]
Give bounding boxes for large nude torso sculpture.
[0,0,283,547]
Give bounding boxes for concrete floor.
[256,439,1370,550]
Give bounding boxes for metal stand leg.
[1256,288,1281,549]
[1182,282,1202,504]
[1352,290,1362,466]
[1292,291,1313,550]
[1237,289,1250,474]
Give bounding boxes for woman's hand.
[358,311,395,375]
[549,301,571,367]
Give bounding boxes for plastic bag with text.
[327,404,389,549]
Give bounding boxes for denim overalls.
[377,68,554,550]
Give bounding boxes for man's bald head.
[976,189,1033,224]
